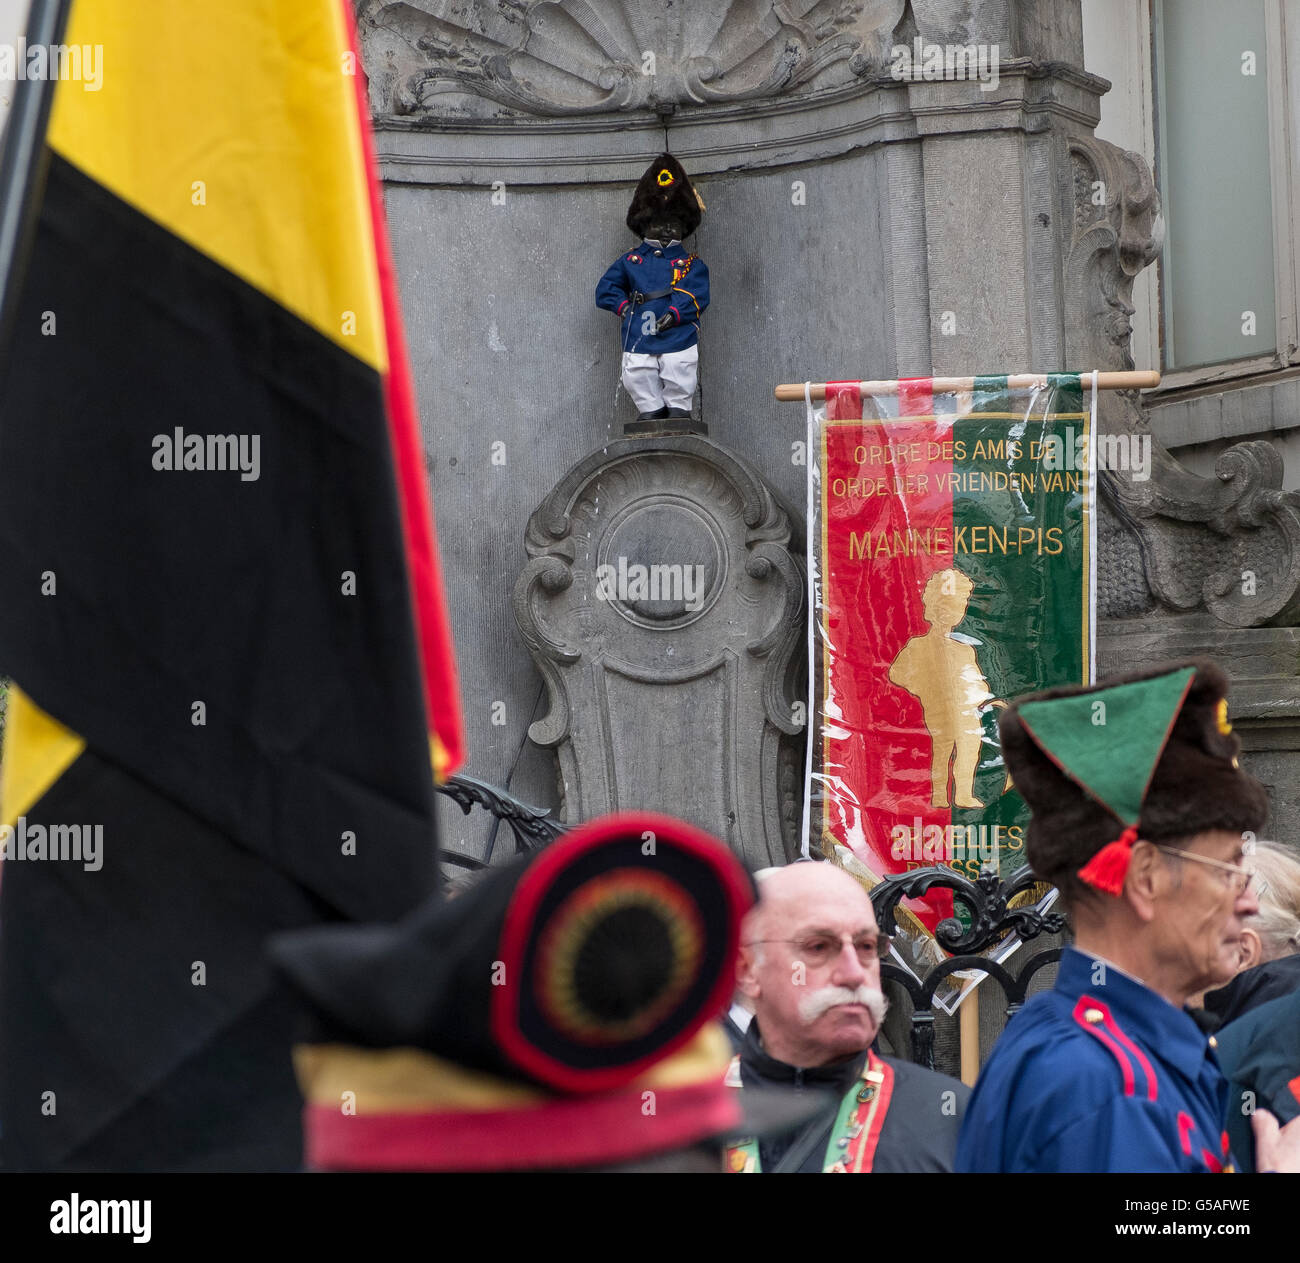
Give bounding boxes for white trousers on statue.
[621,345,699,413]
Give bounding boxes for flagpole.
[774,370,1160,401]
[0,0,72,356]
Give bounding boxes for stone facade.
[356,0,1300,864]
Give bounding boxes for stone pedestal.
[512,434,805,868]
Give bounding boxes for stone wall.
[385,153,898,861]
[365,0,1122,860]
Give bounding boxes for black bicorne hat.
[268,812,817,1170]
[626,152,704,239]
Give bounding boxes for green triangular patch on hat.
[1016,666,1196,826]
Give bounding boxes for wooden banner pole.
[960,985,981,1087]
[774,370,1160,401]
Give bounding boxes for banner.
[806,375,1096,979]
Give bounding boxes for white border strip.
[801,382,816,859]
[1089,368,1099,684]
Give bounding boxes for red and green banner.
[810,376,1095,940]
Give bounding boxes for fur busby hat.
[269,812,818,1171]
[626,152,705,240]
[998,659,1269,902]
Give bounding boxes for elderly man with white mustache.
[724,861,968,1173]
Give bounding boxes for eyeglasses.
[1155,845,1255,896]
[744,933,892,966]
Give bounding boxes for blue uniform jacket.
[595,241,709,355]
[956,948,1232,1172]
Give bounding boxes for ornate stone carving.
[356,0,905,120]
[1067,135,1300,627]
[1067,139,1162,375]
[512,435,805,868]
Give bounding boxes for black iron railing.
[436,772,566,869]
[870,865,1066,1070]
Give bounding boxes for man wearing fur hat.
[596,153,709,428]
[956,659,1300,1172]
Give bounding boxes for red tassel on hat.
[1077,825,1140,896]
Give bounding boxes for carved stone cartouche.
[512,434,806,867]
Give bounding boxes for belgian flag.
[0,0,464,1169]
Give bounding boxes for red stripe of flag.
[344,2,465,777]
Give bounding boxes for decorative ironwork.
[870,864,1067,1070]
[436,772,567,869]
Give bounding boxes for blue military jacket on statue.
[595,240,710,355]
[956,947,1233,1172]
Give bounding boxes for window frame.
[1146,0,1300,393]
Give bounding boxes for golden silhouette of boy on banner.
[889,568,1008,809]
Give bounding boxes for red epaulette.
[626,253,642,264]
[1071,995,1159,1101]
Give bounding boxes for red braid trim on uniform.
[1077,825,1140,896]
[1096,1005,1158,1102]
[1072,996,1135,1097]
[1179,1112,1226,1170]
[1288,1075,1300,1107]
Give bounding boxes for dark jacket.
[1203,953,1300,1027]
[738,1020,968,1172]
[1215,986,1300,1172]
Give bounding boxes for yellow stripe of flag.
[1,688,85,829]
[47,0,386,371]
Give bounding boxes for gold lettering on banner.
[849,528,950,560]
[834,425,1078,563]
